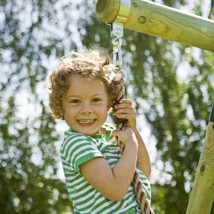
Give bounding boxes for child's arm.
[132,128,151,177]
[80,127,138,201]
[114,99,151,178]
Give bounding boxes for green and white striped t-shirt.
[60,122,151,214]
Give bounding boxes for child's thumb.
[112,129,120,137]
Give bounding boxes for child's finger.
[114,100,135,110]
[115,108,136,115]
[116,112,136,118]
[119,99,133,104]
[114,105,135,113]
[114,108,136,121]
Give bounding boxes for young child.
[48,49,152,214]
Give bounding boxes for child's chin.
[81,129,99,136]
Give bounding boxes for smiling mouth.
[78,119,96,125]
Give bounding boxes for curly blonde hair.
[48,49,125,119]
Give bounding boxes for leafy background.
[0,0,213,213]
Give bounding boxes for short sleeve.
[61,133,103,172]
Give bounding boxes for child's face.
[62,76,110,135]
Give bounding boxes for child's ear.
[107,98,113,111]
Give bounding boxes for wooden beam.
[186,103,214,214]
[96,0,214,52]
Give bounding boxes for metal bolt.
[138,16,146,24]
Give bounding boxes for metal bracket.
[110,0,131,72]
[115,0,131,25]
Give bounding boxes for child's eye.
[92,98,102,103]
[70,99,80,104]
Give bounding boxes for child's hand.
[112,127,138,149]
[113,99,137,130]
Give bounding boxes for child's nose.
[81,103,92,114]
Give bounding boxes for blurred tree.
[0,0,213,213]
[0,0,82,212]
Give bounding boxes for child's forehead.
[68,76,105,88]
[66,76,109,96]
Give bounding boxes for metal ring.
[115,0,131,24]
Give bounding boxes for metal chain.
[111,23,124,72]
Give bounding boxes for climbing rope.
[111,23,155,214]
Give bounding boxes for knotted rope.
[112,87,154,214]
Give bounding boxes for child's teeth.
[79,120,94,123]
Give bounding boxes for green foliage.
[0,0,213,213]
[129,36,213,214]
[0,0,77,212]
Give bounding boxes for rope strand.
[112,93,154,214]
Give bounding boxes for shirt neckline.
[68,127,105,139]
